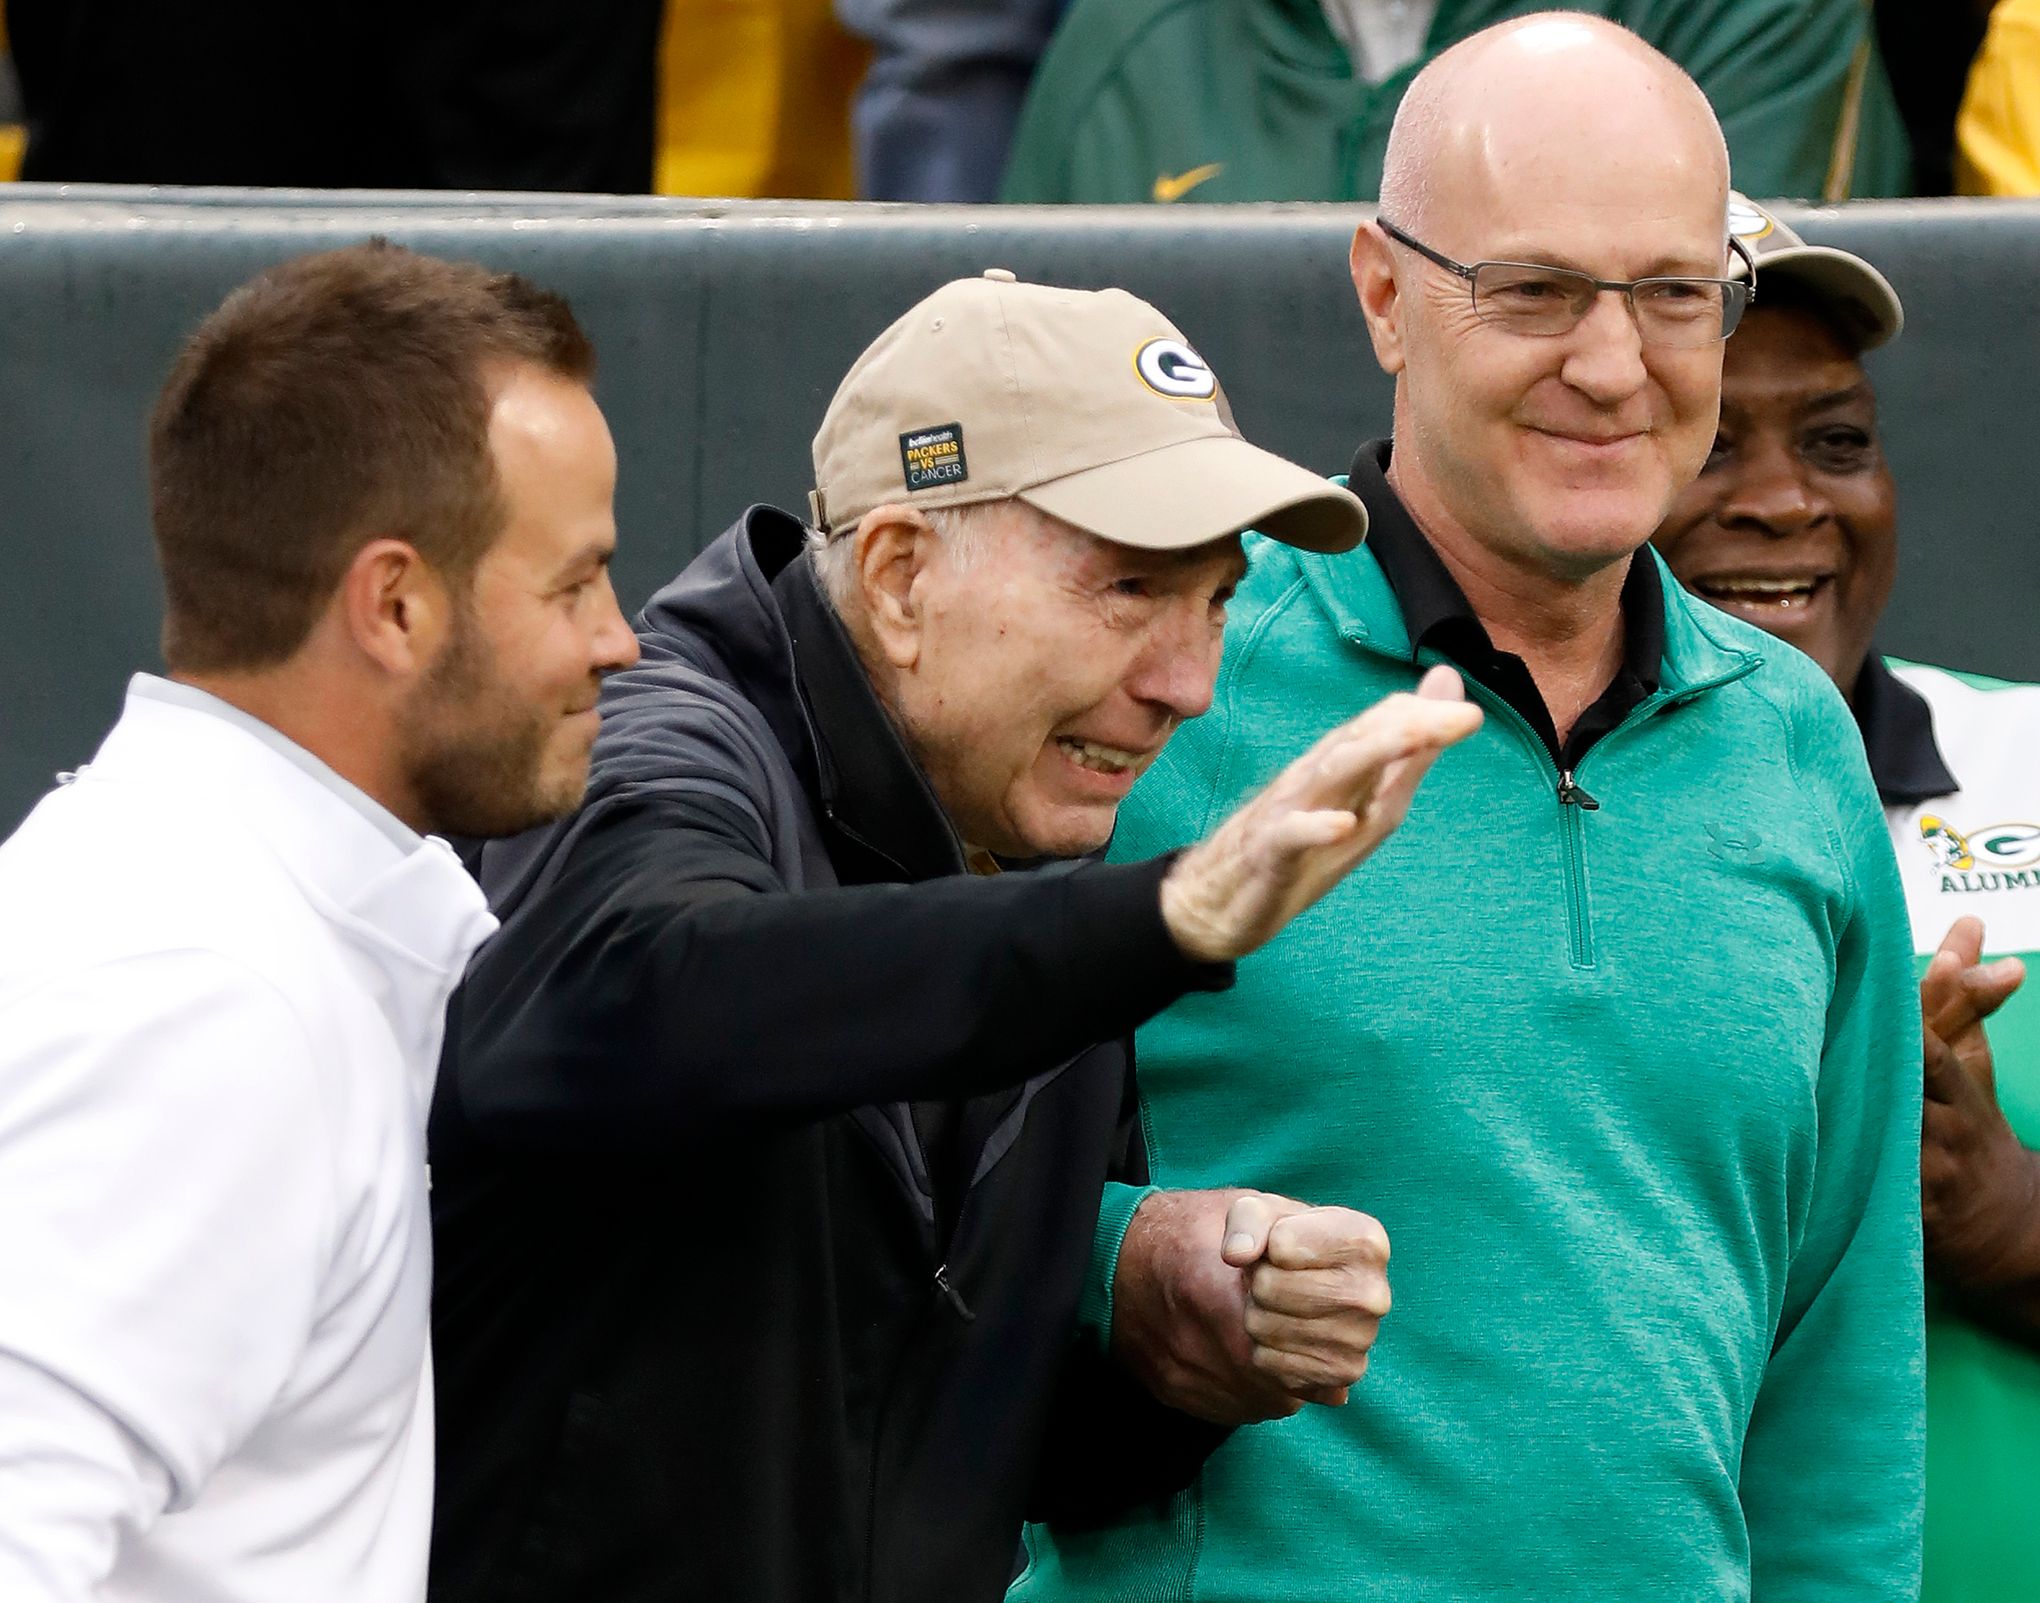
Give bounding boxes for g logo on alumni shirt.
[1134,338,1217,401]
[1918,813,2040,891]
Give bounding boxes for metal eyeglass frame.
[1374,216,1756,344]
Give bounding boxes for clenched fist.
[1112,1187,1392,1424]
[1222,1191,1392,1404]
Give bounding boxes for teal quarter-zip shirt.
[1016,467,1924,1602]
[1001,0,1910,204]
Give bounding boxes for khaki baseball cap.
[808,269,1367,553]
[1727,194,1904,351]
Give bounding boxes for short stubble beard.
[397,601,587,840]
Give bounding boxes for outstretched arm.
[447,668,1479,1152]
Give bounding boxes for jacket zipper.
[1426,676,1605,969]
[932,1261,976,1323]
[1462,679,1735,970]
[821,801,917,880]
[1400,625,1763,970]
[1555,770,1598,968]
[821,784,1016,1594]
[862,1264,977,1600]
[1555,772,1599,810]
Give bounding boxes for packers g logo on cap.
[1134,337,1217,400]
[1727,199,1775,242]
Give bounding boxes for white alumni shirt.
[1884,662,2040,957]
[0,676,496,1601]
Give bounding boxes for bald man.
[1015,16,1923,1603]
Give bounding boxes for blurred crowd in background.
[2,0,2040,202]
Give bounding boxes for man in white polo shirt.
[0,242,638,1601]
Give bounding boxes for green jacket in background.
[1001,0,1911,204]
[1015,527,1924,1602]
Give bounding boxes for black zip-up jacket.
[427,507,1230,1603]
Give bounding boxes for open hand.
[1921,916,2038,1290]
[1159,665,1480,964]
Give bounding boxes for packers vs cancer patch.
[900,423,968,491]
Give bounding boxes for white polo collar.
[83,675,496,982]
[131,675,422,849]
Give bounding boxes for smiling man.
[426,271,1484,1603]
[0,243,639,1601]
[1652,201,1905,667]
[1653,200,2040,1603]
[1017,17,1923,1603]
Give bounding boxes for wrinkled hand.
[1111,1188,1391,1425]
[1920,916,2039,1292]
[1160,666,1481,964]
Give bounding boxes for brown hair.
[148,240,596,672]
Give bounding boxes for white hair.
[808,500,1005,611]
[1376,93,1438,233]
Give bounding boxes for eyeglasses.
[1375,218,1755,347]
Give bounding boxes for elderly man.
[1652,199,2040,1603]
[1018,17,1922,1603]
[0,244,639,1600]
[427,271,1481,1603]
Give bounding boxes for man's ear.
[851,505,937,672]
[1350,222,1408,378]
[336,538,455,678]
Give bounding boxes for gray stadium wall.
[0,188,2034,832]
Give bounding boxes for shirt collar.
[92,675,494,981]
[1853,654,1958,804]
[131,675,421,851]
[1346,438,1664,690]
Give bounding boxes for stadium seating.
[1,186,2034,829]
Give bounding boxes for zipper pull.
[933,1263,976,1324]
[1557,772,1600,811]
